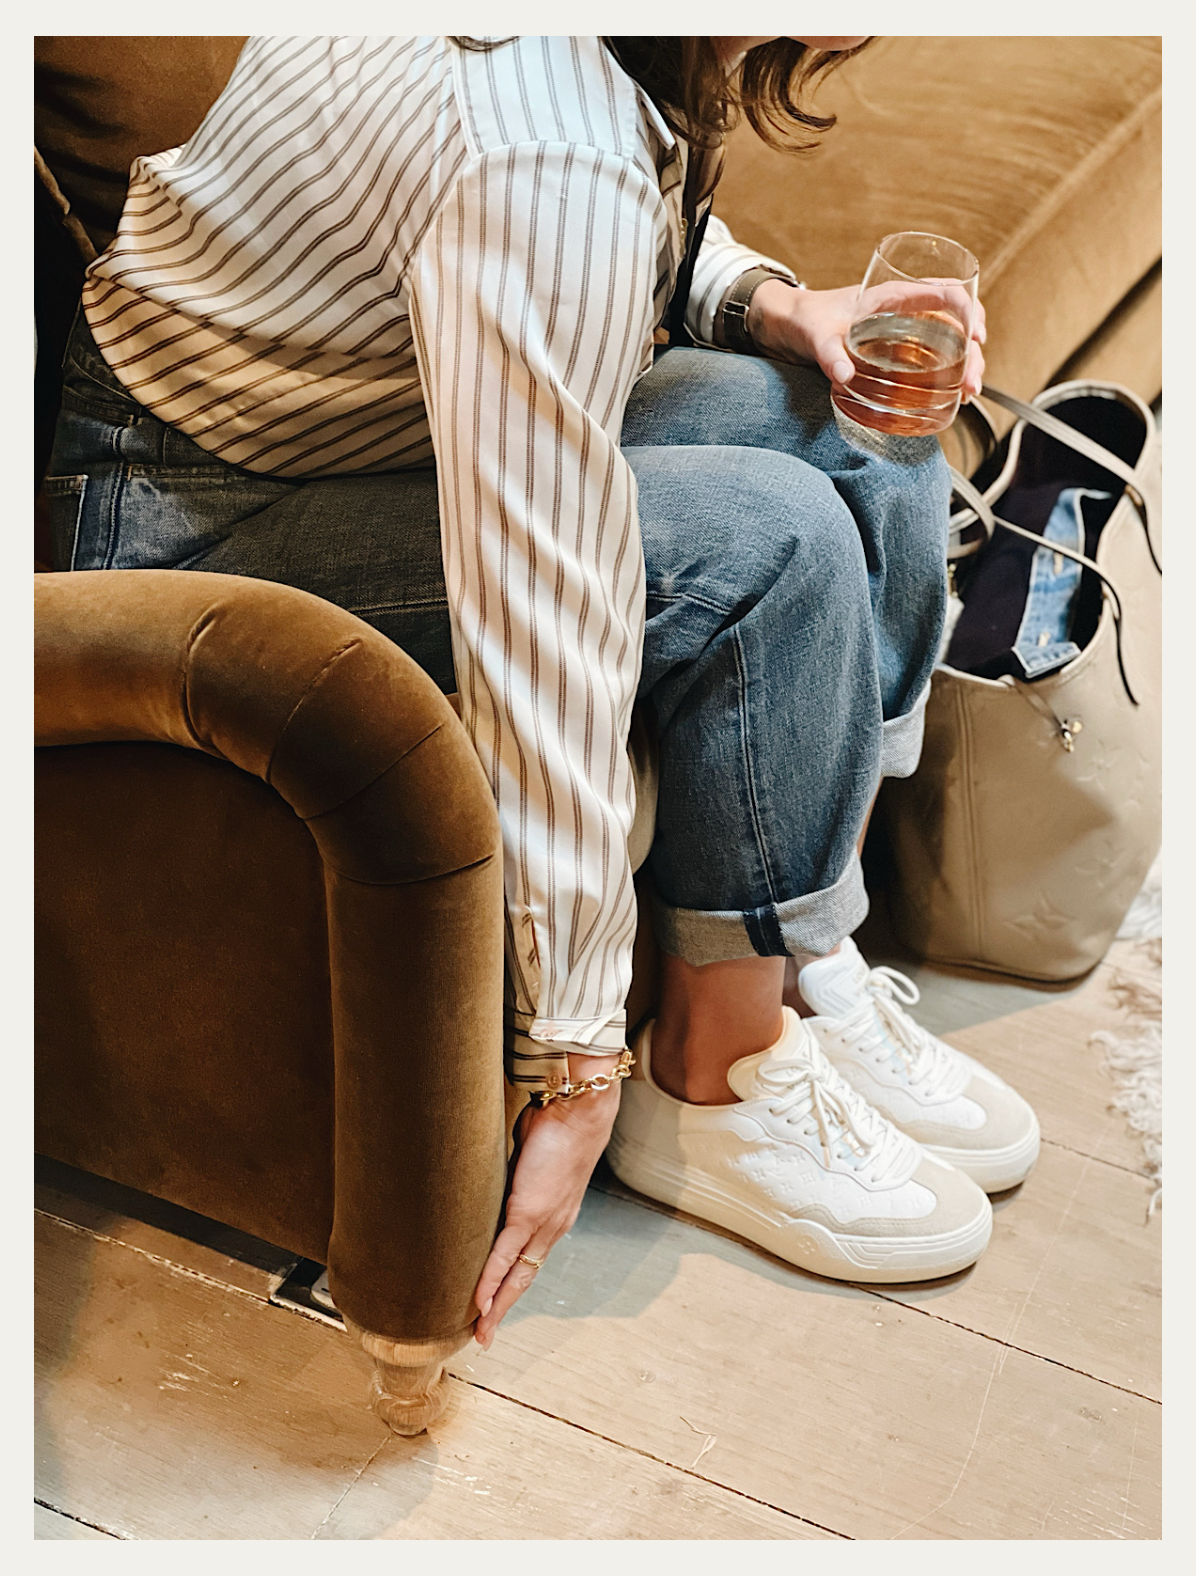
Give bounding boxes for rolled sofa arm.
[35,570,508,1355]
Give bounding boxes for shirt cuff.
[504,1016,629,1092]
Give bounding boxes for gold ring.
[516,1253,544,1270]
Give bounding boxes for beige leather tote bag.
[881,381,1161,982]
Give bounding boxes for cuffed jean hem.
[651,852,869,966]
[880,682,931,780]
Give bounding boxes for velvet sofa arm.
[35,570,508,1362]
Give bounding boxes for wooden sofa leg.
[343,1318,474,1435]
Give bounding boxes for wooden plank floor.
[34,939,1161,1539]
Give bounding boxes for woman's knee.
[833,437,951,589]
[844,435,951,530]
[631,444,867,618]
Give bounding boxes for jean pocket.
[59,369,141,429]
[42,475,88,571]
[109,467,296,570]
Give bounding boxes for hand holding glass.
[830,232,979,438]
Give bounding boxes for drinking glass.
[830,231,979,438]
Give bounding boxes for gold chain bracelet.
[532,1048,635,1108]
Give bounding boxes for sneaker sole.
[920,1119,1041,1194]
[606,1128,993,1284]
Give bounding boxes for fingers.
[962,339,985,401]
[964,300,987,401]
[469,1091,617,1351]
[474,1257,542,1349]
[473,1221,530,1319]
[473,1227,553,1349]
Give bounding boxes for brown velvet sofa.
[34,37,1162,1432]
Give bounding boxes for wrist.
[530,1065,624,1133]
[527,1047,633,1111]
[717,267,802,354]
[746,276,807,359]
[567,1049,622,1080]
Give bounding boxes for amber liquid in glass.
[831,310,968,437]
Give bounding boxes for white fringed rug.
[1092,849,1162,1217]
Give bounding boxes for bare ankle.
[649,1024,739,1105]
[650,950,787,1105]
[650,1013,786,1106]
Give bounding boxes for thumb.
[819,333,854,386]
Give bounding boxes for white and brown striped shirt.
[83,35,795,1088]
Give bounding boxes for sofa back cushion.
[34,37,246,498]
[35,36,247,251]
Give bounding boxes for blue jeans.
[48,312,950,962]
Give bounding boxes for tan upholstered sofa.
[34,37,1161,1432]
[718,36,1162,431]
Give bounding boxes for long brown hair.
[451,38,870,153]
[604,37,870,151]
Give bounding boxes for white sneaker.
[607,1007,992,1284]
[798,938,1040,1193]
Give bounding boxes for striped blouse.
[82,35,796,1089]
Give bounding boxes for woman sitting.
[47,34,1039,1349]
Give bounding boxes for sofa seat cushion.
[717,35,1161,407]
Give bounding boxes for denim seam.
[59,391,138,428]
[733,623,779,905]
[47,475,88,571]
[172,541,236,571]
[353,596,449,615]
[100,464,127,571]
[645,589,736,617]
[123,466,258,487]
[744,905,786,956]
[68,478,85,572]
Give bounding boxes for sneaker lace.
[839,966,957,1094]
[756,1049,911,1184]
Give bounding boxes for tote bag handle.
[980,383,1160,573]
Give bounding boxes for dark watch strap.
[719,267,803,354]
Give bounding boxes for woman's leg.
[622,345,951,762]
[624,348,952,777]
[623,439,887,1096]
[621,348,951,1102]
[626,439,891,943]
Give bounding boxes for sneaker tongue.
[724,1010,816,1101]
[797,938,870,1017]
